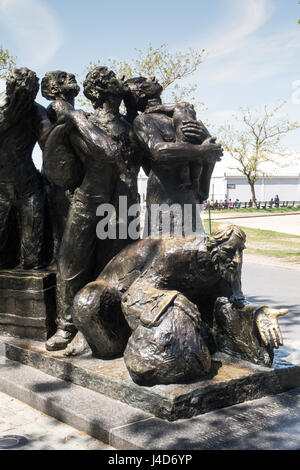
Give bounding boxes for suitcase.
[0,269,57,341]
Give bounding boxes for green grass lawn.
[203,221,300,264]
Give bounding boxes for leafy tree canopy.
[80,43,206,111]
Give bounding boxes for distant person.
[228,199,232,208]
[269,198,274,208]
[274,195,280,208]
[249,199,253,208]
[234,198,239,209]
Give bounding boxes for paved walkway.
[207,213,300,236]
[0,391,114,450]
[242,263,300,344]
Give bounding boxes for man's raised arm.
[133,114,222,163]
[34,103,52,150]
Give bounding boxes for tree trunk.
[249,181,258,208]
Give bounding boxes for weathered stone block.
[1,336,300,421]
[0,270,56,341]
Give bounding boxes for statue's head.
[83,66,125,109]
[41,70,80,102]
[206,223,246,284]
[6,67,39,101]
[123,76,163,112]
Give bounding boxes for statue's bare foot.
[45,329,76,351]
[63,332,91,357]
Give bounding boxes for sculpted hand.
[181,120,209,143]
[6,89,32,123]
[200,136,223,160]
[256,307,288,349]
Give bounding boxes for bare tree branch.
[218,103,300,205]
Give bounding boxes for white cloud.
[0,0,64,69]
[207,60,280,86]
[180,0,299,152]
[188,9,300,88]
[180,0,276,89]
[207,28,300,86]
[207,0,273,58]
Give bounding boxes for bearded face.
[209,234,245,285]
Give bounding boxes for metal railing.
[203,201,300,211]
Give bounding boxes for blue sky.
[0,0,299,157]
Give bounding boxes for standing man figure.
[44,67,140,351]
[124,76,223,235]
[0,68,51,269]
[41,71,81,263]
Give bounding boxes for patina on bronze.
[0,66,290,393]
[44,67,140,351]
[0,67,51,269]
[41,70,81,265]
[124,76,223,235]
[73,223,288,386]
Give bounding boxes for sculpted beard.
[210,246,237,285]
[63,81,80,98]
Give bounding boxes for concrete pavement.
[207,213,300,236]
[0,391,114,450]
[242,263,300,345]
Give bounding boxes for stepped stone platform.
[1,335,300,421]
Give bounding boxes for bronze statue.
[0,62,291,415]
[124,76,223,235]
[41,71,80,121]
[44,67,140,351]
[0,68,51,269]
[41,70,80,264]
[72,223,287,385]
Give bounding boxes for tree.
[0,45,16,80]
[218,102,299,206]
[80,43,206,110]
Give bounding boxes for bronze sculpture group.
[0,66,288,387]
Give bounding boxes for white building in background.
[209,152,300,203]
[210,173,300,203]
[138,152,300,204]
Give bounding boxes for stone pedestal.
[0,270,57,341]
[1,336,300,421]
